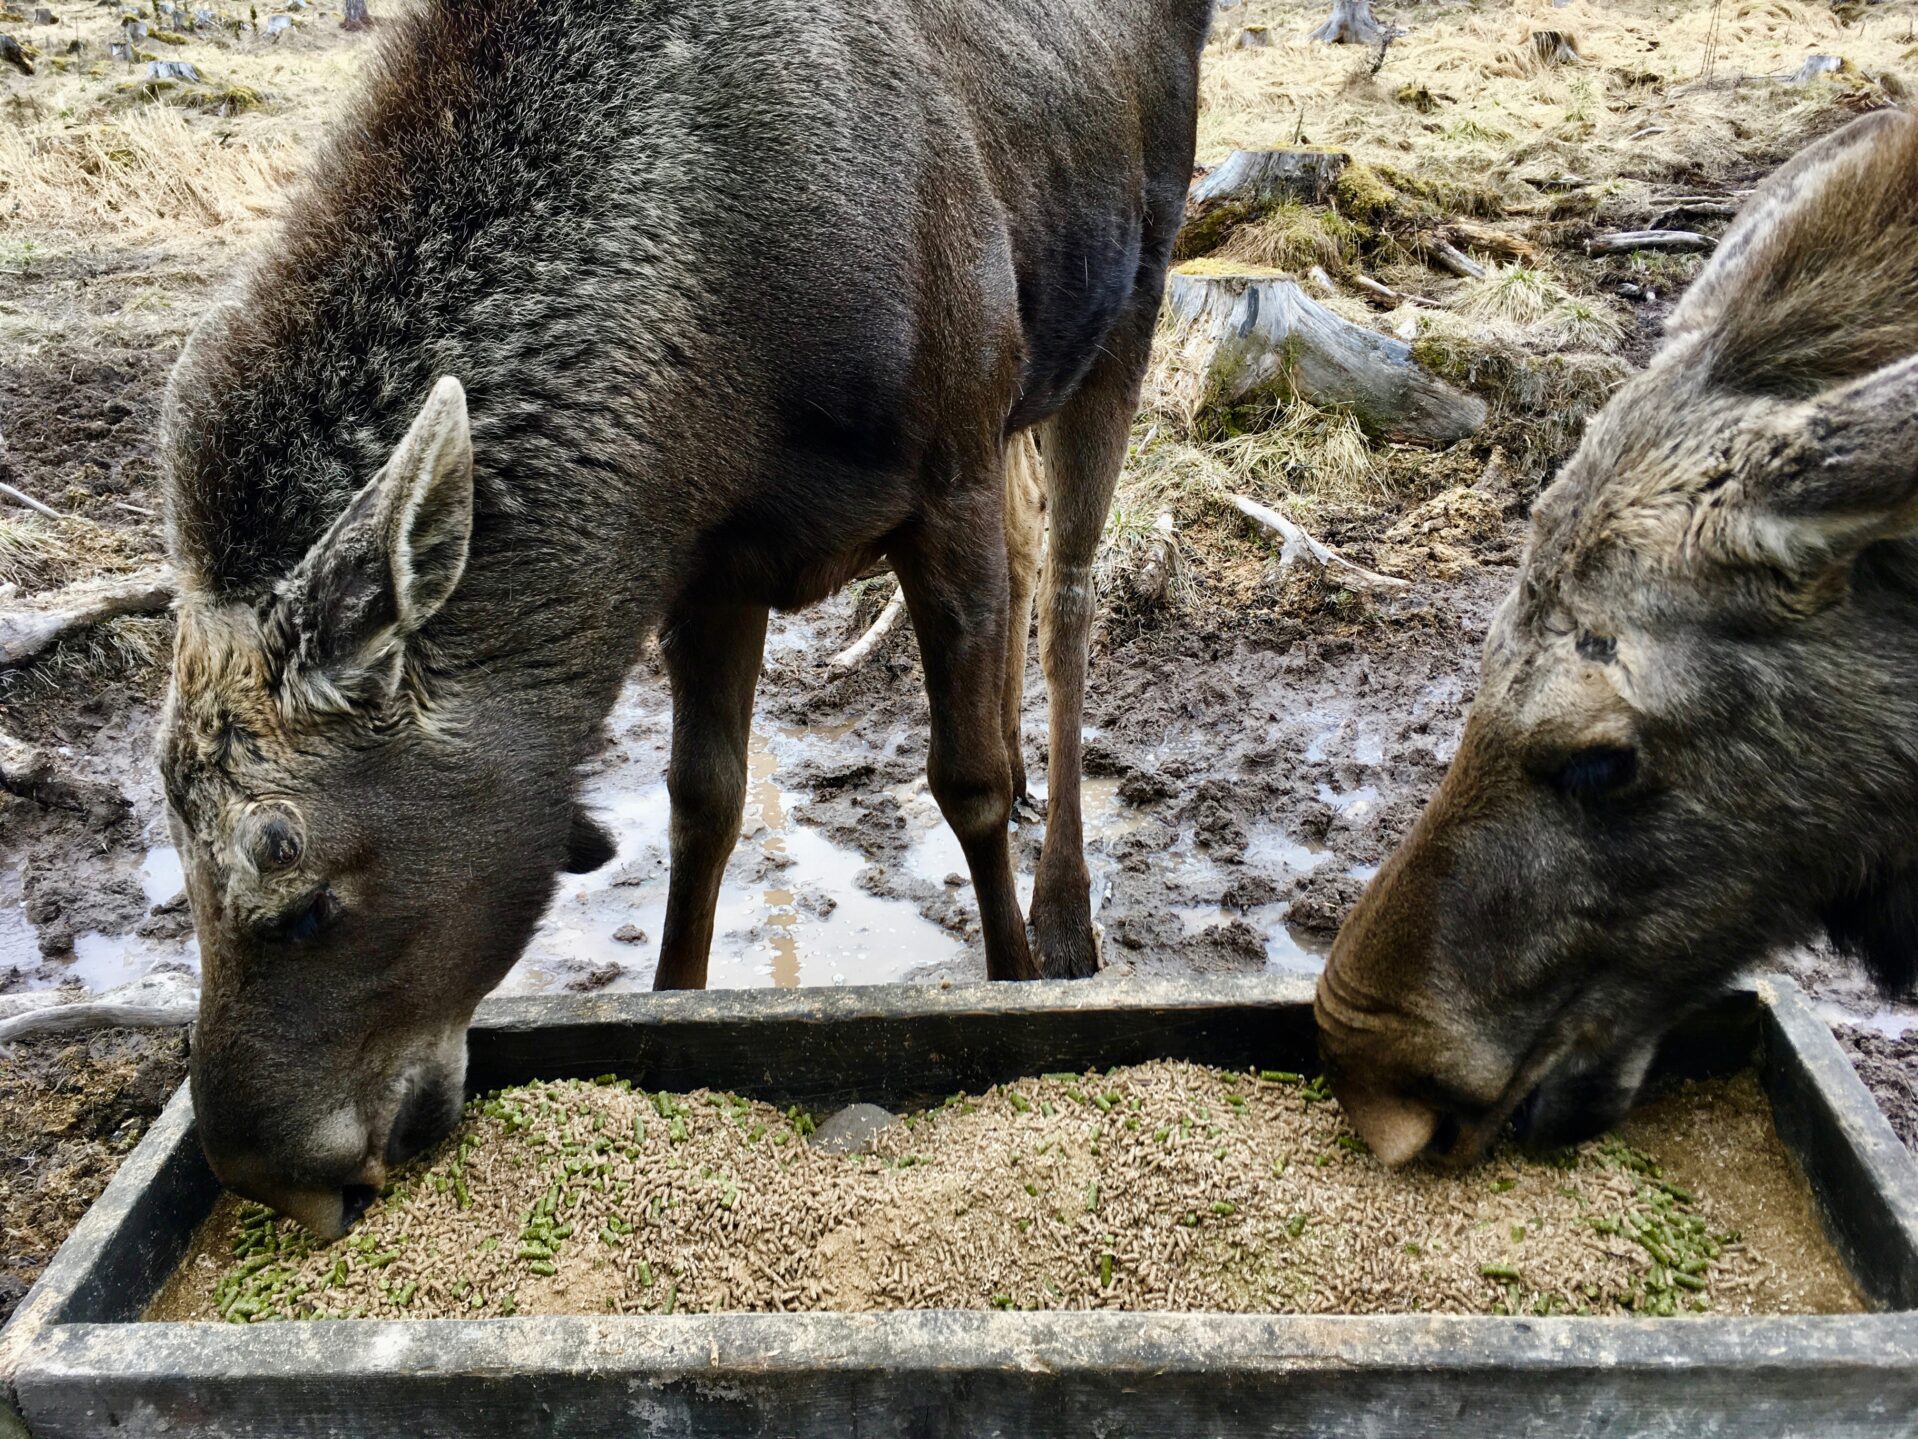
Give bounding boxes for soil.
[0,1027,188,1328]
[149,1068,1854,1323]
[1832,1029,1918,1153]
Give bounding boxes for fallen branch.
[1648,200,1737,229]
[1229,494,1409,595]
[0,729,132,824]
[825,583,906,673]
[1425,239,1487,280]
[0,1000,196,1044]
[0,480,63,520]
[0,566,174,667]
[1586,229,1715,256]
[1348,272,1437,309]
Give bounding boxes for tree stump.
[1176,148,1350,260]
[341,0,370,31]
[1156,265,1486,446]
[1309,0,1387,45]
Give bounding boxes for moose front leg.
[653,601,769,990]
[894,476,1041,982]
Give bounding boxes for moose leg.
[1029,314,1154,979]
[1003,430,1046,808]
[653,601,769,990]
[894,475,1041,982]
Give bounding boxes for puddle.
[0,868,37,973]
[510,632,967,992]
[63,929,200,991]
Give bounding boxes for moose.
[158,0,1211,1234]
[1318,110,1918,1167]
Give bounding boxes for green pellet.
[663,1284,678,1315]
[1261,1070,1302,1084]
[637,1262,654,1288]
[394,1281,418,1307]
[1480,1264,1522,1281]
[1099,1252,1114,1288]
[528,1260,558,1277]
[1085,1182,1100,1213]
[1211,1201,1237,1216]
[1008,1093,1031,1114]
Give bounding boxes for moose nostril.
[1428,1111,1462,1159]
[340,1184,377,1231]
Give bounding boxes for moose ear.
[274,377,474,706]
[562,809,617,874]
[1744,351,1918,566]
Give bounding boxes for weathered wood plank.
[6,976,1917,1439]
[1760,975,1918,1310]
[19,1311,1918,1438]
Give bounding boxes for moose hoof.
[1031,907,1100,980]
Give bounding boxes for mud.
[0,1026,188,1328]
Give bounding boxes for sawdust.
[150,1067,1858,1323]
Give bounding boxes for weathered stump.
[1156,265,1485,446]
[1175,148,1350,260]
[341,0,370,31]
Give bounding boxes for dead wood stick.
[1586,229,1714,256]
[1228,494,1409,595]
[0,729,132,823]
[1425,240,1486,280]
[1649,201,1737,228]
[0,566,174,667]
[825,583,906,673]
[0,1000,197,1044]
[0,480,63,520]
[1348,272,1436,309]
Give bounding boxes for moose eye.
[277,889,337,944]
[1552,746,1638,798]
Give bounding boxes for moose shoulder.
[1316,110,1918,1168]
[159,0,1210,1235]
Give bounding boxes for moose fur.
[159,0,1210,1233]
[1317,110,1918,1168]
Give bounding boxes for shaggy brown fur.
[158,0,1209,1234]
[1317,110,1918,1168]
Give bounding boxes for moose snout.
[197,1103,389,1241]
[1315,948,1520,1169]
[192,1041,468,1240]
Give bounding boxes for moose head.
[1317,111,1918,1166]
[160,368,614,1237]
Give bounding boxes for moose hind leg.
[894,474,1040,982]
[1003,430,1046,808]
[1030,316,1153,979]
[653,602,769,990]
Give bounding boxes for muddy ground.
[4,0,1916,1326]
[0,1027,186,1328]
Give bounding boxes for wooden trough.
[2,974,1916,1437]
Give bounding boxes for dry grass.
[0,2,383,246]
[1106,0,1907,605]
